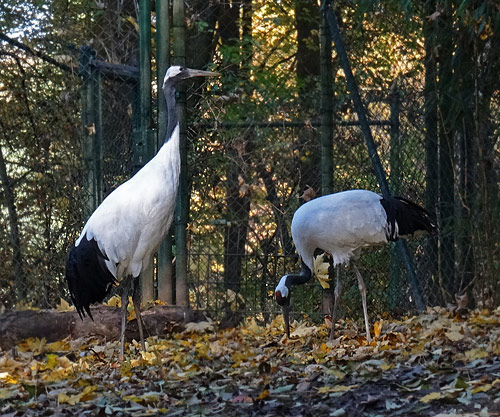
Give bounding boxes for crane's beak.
[185,68,219,78]
[282,304,290,338]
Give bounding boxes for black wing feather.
[380,195,436,241]
[65,234,116,320]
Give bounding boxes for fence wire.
[0,1,498,332]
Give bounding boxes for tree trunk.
[437,9,456,301]
[295,0,321,195]
[0,143,26,304]
[219,1,251,326]
[0,305,197,350]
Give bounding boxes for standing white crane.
[65,66,218,356]
[274,189,436,341]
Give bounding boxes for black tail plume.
[65,235,116,320]
[380,195,437,241]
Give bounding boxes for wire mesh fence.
[0,1,498,331]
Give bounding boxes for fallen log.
[0,305,198,350]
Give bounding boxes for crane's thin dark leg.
[120,276,132,358]
[329,264,342,341]
[132,276,146,351]
[352,262,372,342]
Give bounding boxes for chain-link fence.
[1,1,499,330]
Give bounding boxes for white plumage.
[275,189,435,340]
[75,125,180,279]
[66,66,217,356]
[292,190,390,268]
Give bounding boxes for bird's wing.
[77,157,178,278]
[292,191,388,266]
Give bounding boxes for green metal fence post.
[320,13,335,312]
[94,67,103,205]
[79,46,99,218]
[321,0,425,311]
[156,0,175,304]
[389,86,401,309]
[136,0,155,301]
[173,0,189,307]
[320,14,334,196]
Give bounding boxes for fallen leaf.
[290,322,317,338]
[420,391,443,403]
[232,394,253,403]
[300,185,316,201]
[445,330,464,342]
[56,298,73,312]
[106,295,122,307]
[374,320,383,338]
[184,320,214,333]
[317,384,358,394]
[257,390,269,400]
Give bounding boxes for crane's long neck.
[163,81,179,143]
[285,260,312,287]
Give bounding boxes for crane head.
[163,66,219,87]
[275,275,291,338]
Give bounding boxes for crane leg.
[132,276,146,351]
[352,263,372,342]
[120,277,132,358]
[329,264,342,341]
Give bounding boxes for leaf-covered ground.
[1,307,500,416]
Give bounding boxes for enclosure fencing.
[1,0,498,329]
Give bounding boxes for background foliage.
[0,0,498,325]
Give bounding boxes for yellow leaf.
[464,348,489,361]
[0,388,19,400]
[140,351,158,365]
[120,361,132,378]
[243,317,265,336]
[18,338,46,354]
[380,362,394,372]
[80,385,97,401]
[257,390,270,400]
[290,322,317,338]
[0,372,17,384]
[45,354,59,370]
[128,305,137,322]
[184,320,214,333]
[373,320,383,338]
[46,339,70,352]
[317,384,358,394]
[58,392,81,405]
[106,295,122,307]
[123,15,139,32]
[56,298,73,312]
[0,355,24,371]
[420,392,442,403]
[472,383,493,393]
[313,253,330,289]
[195,342,211,360]
[445,330,464,342]
[123,391,161,404]
[326,369,346,380]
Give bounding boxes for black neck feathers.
[285,260,313,288]
[163,80,179,143]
